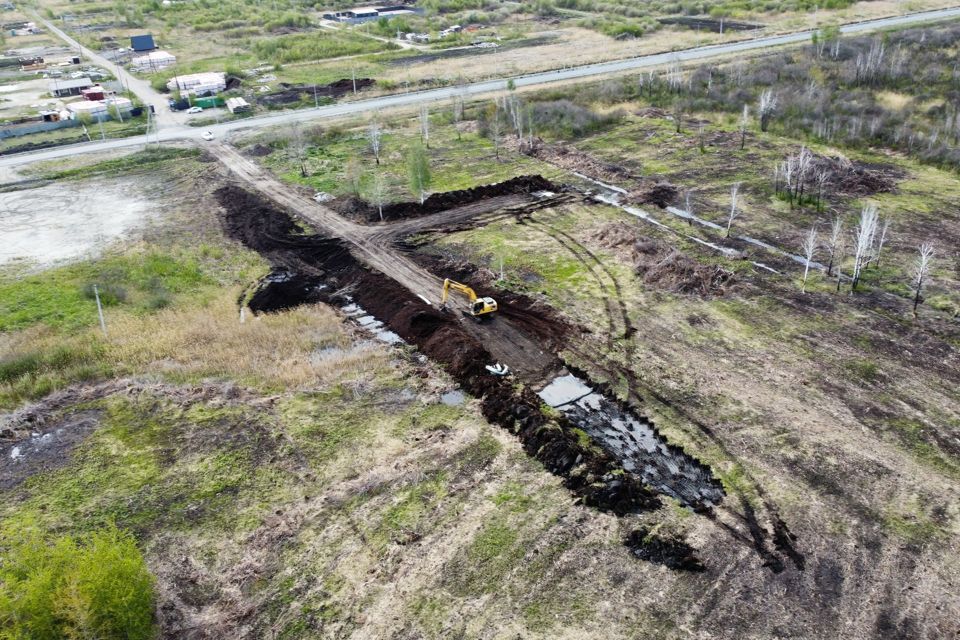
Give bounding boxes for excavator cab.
[441,278,497,319]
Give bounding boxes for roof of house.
[130,34,156,51]
[48,77,93,91]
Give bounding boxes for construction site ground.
[2,96,959,638]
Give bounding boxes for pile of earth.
[214,184,663,516]
[328,175,560,223]
[658,16,761,32]
[523,139,641,186]
[628,181,679,208]
[589,222,736,296]
[812,154,905,196]
[256,78,375,106]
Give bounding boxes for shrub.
[0,525,156,640]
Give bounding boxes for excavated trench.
[215,184,726,566]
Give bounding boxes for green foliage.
[0,525,155,640]
[39,148,201,181]
[407,143,432,203]
[252,31,397,64]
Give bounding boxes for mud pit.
[215,185,727,552]
[328,175,560,224]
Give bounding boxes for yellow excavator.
[440,278,498,318]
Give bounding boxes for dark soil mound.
[328,175,559,224]
[624,528,706,571]
[256,78,375,106]
[244,143,274,158]
[629,181,679,208]
[813,155,905,197]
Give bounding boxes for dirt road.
[214,143,563,382]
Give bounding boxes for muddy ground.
[328,175,560,224]
[256,78,375,106]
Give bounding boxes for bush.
[0,525,156,640]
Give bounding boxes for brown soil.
[589,222,736,296]
[328,175,560,224]
[524,140,641,186]
[628,180,679,208]
[812,154,906,197]
[256,78,375,106]
[214,184,665,516]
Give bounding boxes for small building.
[66,96,133,119]
[49,77,93,97]
[226,96,250,114]
[440,24,462,37]
[81,85,105,101]
[167,71,226,96]
[130,34,156,52]
[130,50,176,72]
[405,32,429,43]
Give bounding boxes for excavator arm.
[441,279,498,317]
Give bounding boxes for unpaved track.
[214,143,562,382]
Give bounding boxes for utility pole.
[313,82,318,108]
[98,115,105,140]
[352,67,357,94]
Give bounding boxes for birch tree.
[758,88,778,133]
[367,115,382,166]
[289,120,308,177]
[725,182,741,237]
[684,189,695,226]
[826,215,844,276]
[370,171,387,222]
[419,103,430,148]
[874,218,892,268]
[911,243,934,314]
[451,93,464,142]
[407,144,431,204]
[488,100,503,160]
[801,225,818,292]
[913,242,933,315]
[851,203,879,291]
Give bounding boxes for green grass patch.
[37,147,201,180]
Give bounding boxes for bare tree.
[419,102,430,148]
[673,100,685,134]
[826,215,844,276]
[739,104,749,150]
[289,120,308,177]
[911,243,934,314]
[345,157,362,196]
[507,94,524,143]
[801,225,818,292]
[874,218,892,268]
[795,146,812,204]
[684,189,695,226]
[725,182,741,237]
[852,203,879,290]
[367,115,382,166]
[758,88,778,133]
[451,93,464,142]
[815,166,830,211]
[488,100,503,160]
[370,171,387,222]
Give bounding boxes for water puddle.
[341,301,405,345]
[538,375,723,507]
[440,389,466,406]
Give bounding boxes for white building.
[166,72,226,96]
[130,50,176,73]
[66,97,133,119]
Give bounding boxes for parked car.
[186,106,203,114]
[201,131,214,141]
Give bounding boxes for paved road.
[4,5,959,169]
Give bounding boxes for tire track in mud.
[212,144,802,572]
[501,213,803,572]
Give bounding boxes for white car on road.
[201,131,215,141]
[186,106,203,114]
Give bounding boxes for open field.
[2,17,960,640]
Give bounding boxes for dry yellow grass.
[104,291,393,388]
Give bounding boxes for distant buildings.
[130,50,176,72]
[49,77,93,97]
[66,97,133,119]
[439,25,462,37]
[322,5,418,23]
[167,72,226,96]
